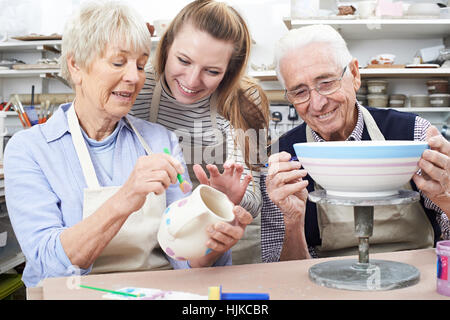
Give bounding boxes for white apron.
[307,106,434,257]
[67,105,171,273]
[149,78,262,264]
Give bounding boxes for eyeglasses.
[284,65,348,104]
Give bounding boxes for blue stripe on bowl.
[293,141,429,159]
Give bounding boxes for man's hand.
[413,126,450,215]
[265,151,309,222]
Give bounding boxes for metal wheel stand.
[308,189,421,291]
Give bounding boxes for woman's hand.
[114,153,185,216]
[193,159,252,205]
[61,152,184,269]
[188,206,253,268]
[413,126,450,215]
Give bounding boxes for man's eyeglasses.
[284,65,348,104]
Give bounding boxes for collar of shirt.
[81,118,122,152]
[310,102,364,142]
[40,102,133,143]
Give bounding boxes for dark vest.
[271,107,441,247]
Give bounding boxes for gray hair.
[59,0,151,87]
[274,24,353,88]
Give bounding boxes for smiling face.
[280,42,361,141]
[73,42,149,122]
[164,23,234,104]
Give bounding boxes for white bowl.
[407,3,440,17]
[293,140,429,198]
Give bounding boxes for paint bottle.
[436,240,450,297]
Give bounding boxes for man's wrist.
[283,214,305,230]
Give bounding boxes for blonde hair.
[155,0,270,169]
[60,0,151,87]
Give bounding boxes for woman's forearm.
[59,195,129,269]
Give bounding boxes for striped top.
[130,66,262,217]
[261,103,450,262]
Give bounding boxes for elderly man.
[261,24,450,261]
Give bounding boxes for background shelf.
[0,69,60,78]
[249,68,450,80]
[283,18,450,40]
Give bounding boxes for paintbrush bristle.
[179,181,192,194]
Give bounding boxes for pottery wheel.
[309,259,420,291]
[307,189,421,291]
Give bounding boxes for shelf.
[360,68,450,78]
[393,107,450,112]
[0,69,60,78]
[0,40,62,52]
[283,18,450,40]
[249,68,450,80]
[1,112,18,116]
[248,70,278,81]
[0,215,25,275]
[0,37,160,52]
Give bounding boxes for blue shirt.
[4,103,230,287]
[82,120,119,180]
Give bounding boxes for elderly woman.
[4,1,252,288]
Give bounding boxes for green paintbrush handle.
[79,284,141,297]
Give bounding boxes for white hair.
[274,24,353,88]
[59,0,151,87]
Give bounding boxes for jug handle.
[167,209,207,237]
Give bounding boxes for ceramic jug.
[157,184,235,261]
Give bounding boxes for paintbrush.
[14,94,32,127]
[163,147,192,194]
[79,285,145,298]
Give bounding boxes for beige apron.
[68,104,170,274]
[149,78,262,264]
[307,106,434,257]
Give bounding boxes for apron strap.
[149,76,162,123]
[67,104,101,189]
[209,92,219,132]
[360,106,385,141]
[306,125,315,143]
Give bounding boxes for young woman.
[131,0,270,264]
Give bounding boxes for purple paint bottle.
[436,240,450,297]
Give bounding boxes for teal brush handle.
[163,148,186,184]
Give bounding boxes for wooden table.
[27,248,449,300]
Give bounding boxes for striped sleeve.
[260,171,318,262]
[223,120,262,218]
[219,83,267,218]
[260,171,284,262]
